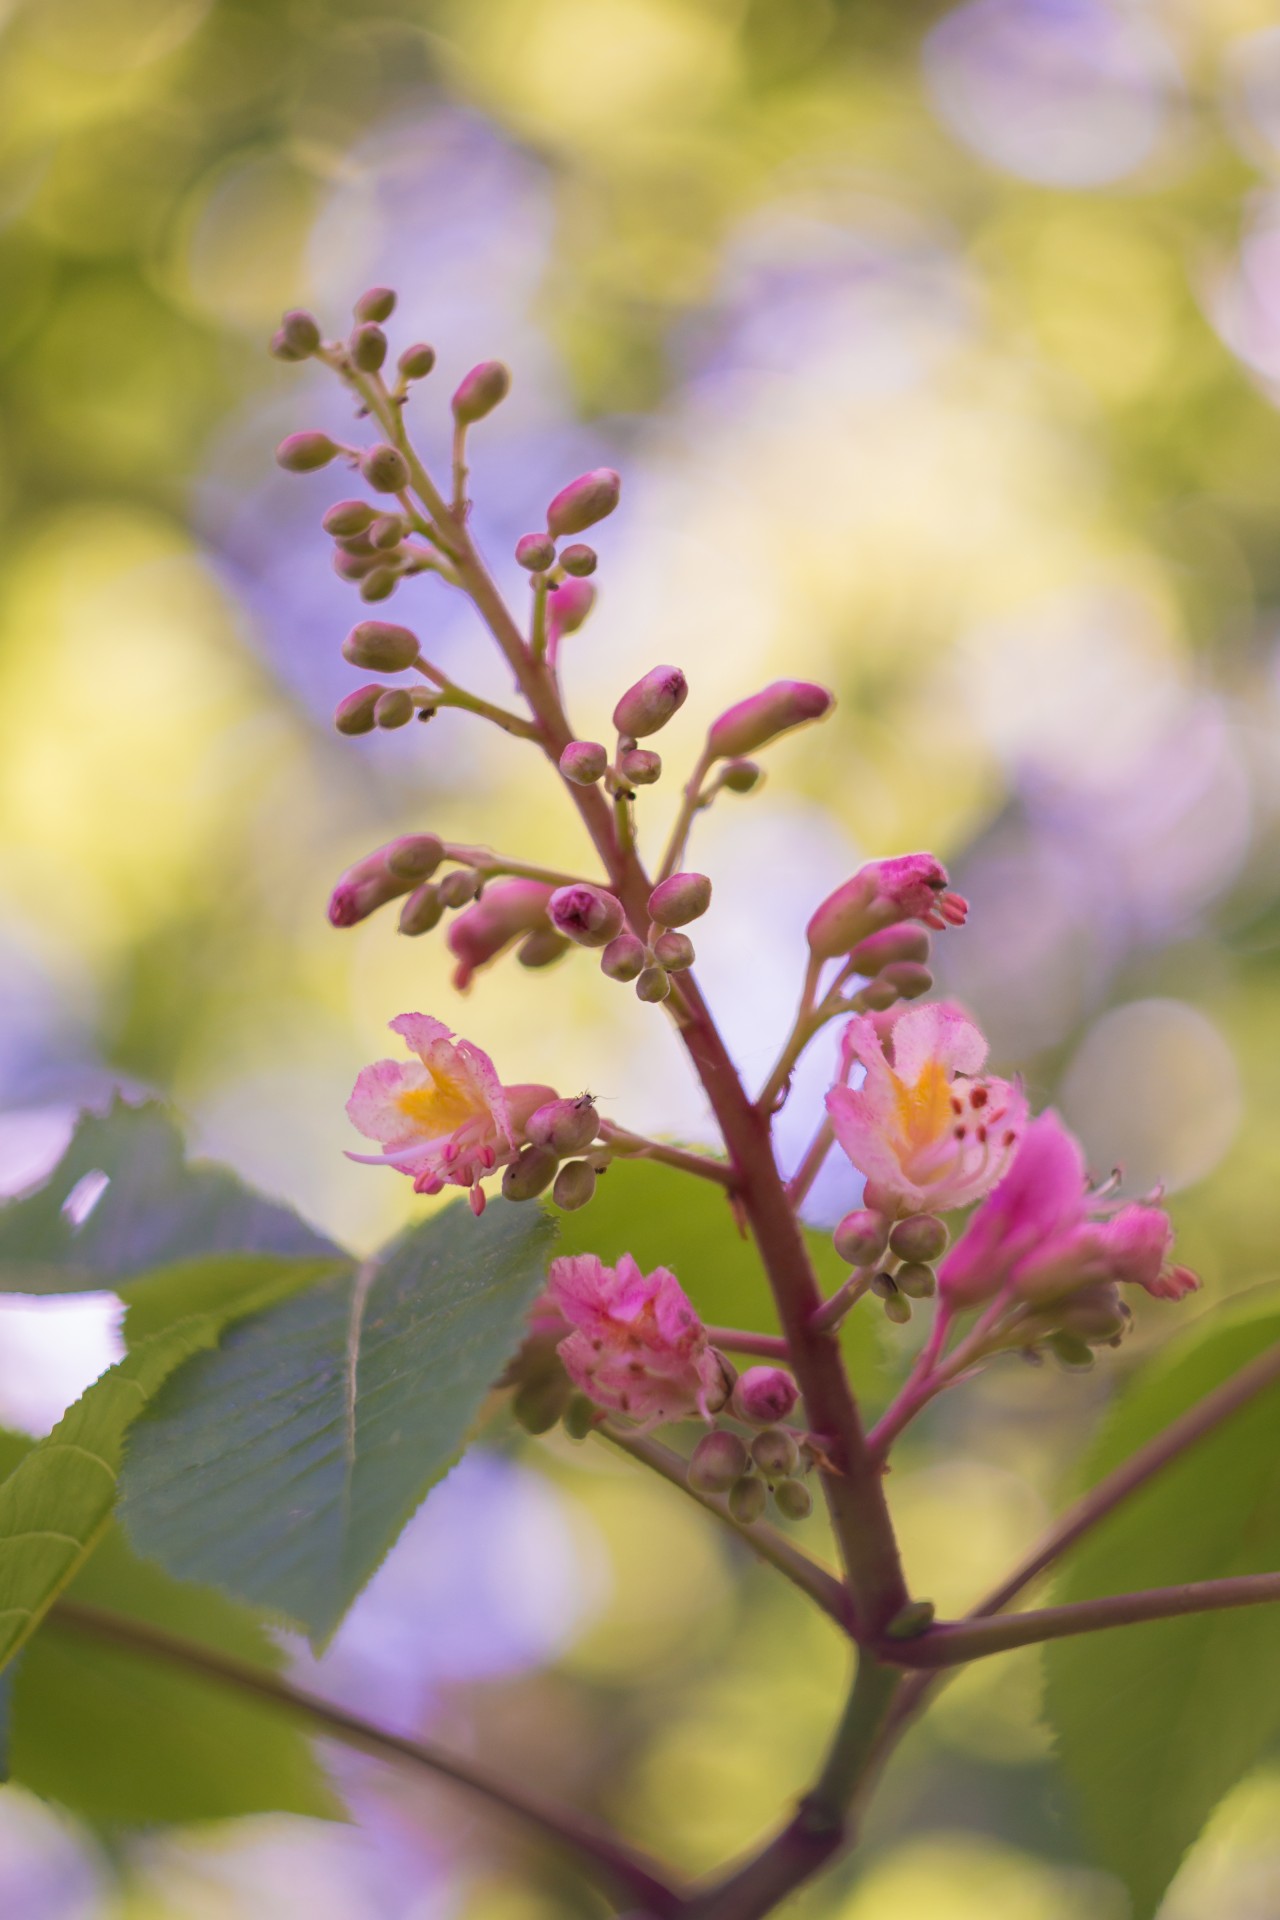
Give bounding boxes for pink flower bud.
[399,883,443,935]
[648,871,711,927]
[688,1430,750,1493]
[333,548,378,582]
[276,432,339,472]
[359,566,398,602]
[342,620,420,672]
[635,965,672,1003]
[446,879,553,989]
[333,683,383,735]
[374,688,413,728]
[354,285,396,323]
[601,933,646,981]
[549,883,625,948]
[324,498,377,537]
[547,577,596,643]
[528,1095,600,1155]
[888,1215,948,1263]
[752,1428,799,1479]
[560,543,597,577]
[552,1159,597,1210]
[516,531,556,572]
[613,665,688,738]
[270,328,307,362]
[546,468,621,538]
[559,740,608,785]
[278,310,321,355]
[619,747,661,785]
[516,929,570,969]
[328,834,445,927]
[732,1366,799,1426]
[707,681,834,761]
[895,1262,937,1299]
[652,930,695,971]
[847,924,932,975]
[880,960,933,1000]
[360,443,410,492]
[832,1208,889,1266]
[398,342,436,380]
[505,1083,559,1136]
[807,855,968,962]
[452,359,511,424]
[349,321,387,372]
[369,513,404,550]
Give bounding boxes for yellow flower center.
[396,1068,481,1138]
[890,1058,953,1153]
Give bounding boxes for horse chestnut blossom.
[547,1252,734,1426]
[827,1000,1026,1216]
[346,1013,551,1213]
[807,853,968,961]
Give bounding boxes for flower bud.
[359,567,398,602]
[720,758,762,794]
[733,1367,799,1426]
[894,1261,937,1299]
[512,1372,571,1434]
[279,309,321,355]
[502,1144,560,1202]
[751,1428,799,1479]
[1048,1331,1095,1371]
[516,531,556,572]
[546,468,621,538]
[807,855,967,962]
[552,1159,596,1211]
[328,842,423,927]
[360,443,410,492]
[883,1292,912,1325]
[342,620,420,672]
[619,748,661,785]
[601,933,646,982]
[889,1215,949,1263]
[400,884,444,935]
[688,1430,750,1494]
[857,980,899,1013]
[323,498,377,537]
[648,871,711,927]
[560,543,597,576]
[652,930,694,971]
[517,929,570,969]
[528,1095,600,1155]
[269,328,307,362]
[847,924,932,976]
[563,1393,598,1440]
[881,960,933,1000]
[438,867,483,908]
[369,513,405,550]
[612,665,688,739]
[559,739,608,785]
[354,285,397,323]
[833,1209,890,1267]
[276,431,339,472]
[549,884,625,949]
[452,359,511,424]
[774,1478,813,1521]
[350,321,388,371]
[398,342,436,380]
[547,577,596,640]
[374,688,414,729]
[728,1475,767,1525]
[1052,1282,1129,1346]
[635,965,671,1004]
[885,1598,936,1640]
[446,879,553,989]
[333,547,378,582]
[707,681,834,761]
[385,834,444,881]
[333,683,383,736]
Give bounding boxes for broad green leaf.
[0,1098,341,1295]
[553,1157,889,1406]
[120,1200,557,1644]
[1044,1288,1280,1920]
[120,1252,349,1346]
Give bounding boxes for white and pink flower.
[547,1252,732,1428]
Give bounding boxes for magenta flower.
[446,880,554,991]
[807,854,968,962]
[827,1001,1026,1217]
[939,1110,1198,1310]
[547,1253,732,1428]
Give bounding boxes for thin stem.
[600,1428,853,1633]
[440,843,599,890]
[705,1326,792,1361]
[599,1123,739,1190]
[451,419,469,513]
[877,1572,1280,1668]
[786,1118,835,1209]
[658,745,714,882]
[530,573,550,665]
[49,1599,683,1915]
[755,957,824,1117]
[809,1269,876,1335]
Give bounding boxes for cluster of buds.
[688,1368,813,1523]
[543,869,713,1005]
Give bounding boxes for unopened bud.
[333,683,383,735]
[635,965,671,1004]
[707,681,834,760]
[374,688,414,729]
[328,844,416,927]
[895,1262,937,1299]
[361,443,410,493]
[350,322,387,371]
[342,620,420,672]
[751,1428,799,1479]
[447,878,553,989]
[359,567,398,602]
[452,359,511,424]
[601,933,646,981]
[512,1372,571,1434]
[648,871,711,927]
[545,468,621,538]
[889,1216,948,1263]
[516,531,556,572]
[547,577,596,639]
[563,1393,598,1440]
[720,759,762,794]
[728,1475,767,1525]
[386,834,444,881]
[369,513,404,550]
[652,930,694,971]
[833,1209,890,1267]
[502,1144,560,1202]
[612,665,688,739]
[687,1430,750,1494]
[354,285,397,323]
[528,1096,600,1155]
[883,1292,912,1325]
[552,1159,596,1211]
[560,543,597,576]
[1052,1283,1129,1346]
[857,980,899,1013]
[880,960,933,1000]
[1048,1331,1096,1371]
[399,883,444,936]
[886,1598,936,1640]
[276,431,339,472]
[323,498,377,537]
[847,924,932,976]
[398,342,436,380]
[549,884,625,949]
[773,1478,813,1521]
[808,855,967,962]
[870,1272,897,1299]
[333,550,376,582]
[733,1367,799,1426]
[279,309,321,355]
[517,929,570,969]
[559,740,608,785]
[269,329,307,362]
[619,748,661,785]
[439,867,483,908]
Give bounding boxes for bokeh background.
[2,0,1279,1913]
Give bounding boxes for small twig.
[599,1123,739,1190]
[439,843,599,890]
[705,1326,792,1361]
[658,745,714,882]
[809,1268,876,1335]
[786,1118,835,1208]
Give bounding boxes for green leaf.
[553,1156,889,1405]
[1043,1288,1280,1920]
[0,1098,341,1295]
[120,1200,557,1645]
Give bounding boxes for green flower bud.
[516,531,556,571]
[279,309,321,355]
[883,1292,912,1325]
[560,543,597,576]
[323,498,377,537]
[880,959,934,1000]
[562,1393,598,1440]
[350,322,388,371]
[452,359,511,424]
[751,1428,799,1480]
[374,688,414,729]
[652,930,694,971]
[333,683,383,735]
[276,431,339,472]
[560,740,608,785]
[1048,1332,1096,1371]
[369,513,405,550]
[359,567,399,602]
[635,965,672,1004]
[688,1430,750,1494]
[773,1478,813,1521]
[438,868,483,908]
[333,547,378,581]
[354,285,397,323]
[619,748,661,786]
[894,1261,937,1299]
[361,443,410,492]
[720,758,762,794]
[385,840,444,881]
[889,1215,949,1263]
[546,468,621,538]
[517,929,571,970]
[399,883,444,936]
[398,341,436,380]
[885,1598,936,1640]
[601,933,646,981]
[342,620,420,672]
[833,1209,890,1267]
[552,1158,597,1211]
[512,1372,571,1435]
[728,1474,767,1525]
[501,1144,560,1201]
[528,1096,600,1155]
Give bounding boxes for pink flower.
[346,1013,519,1213]
[447,880,554,991]
[547,1253,732,1428]
[827,1001,1026,1217]
[807,854,968,962]
[938,1111,1198,1309]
